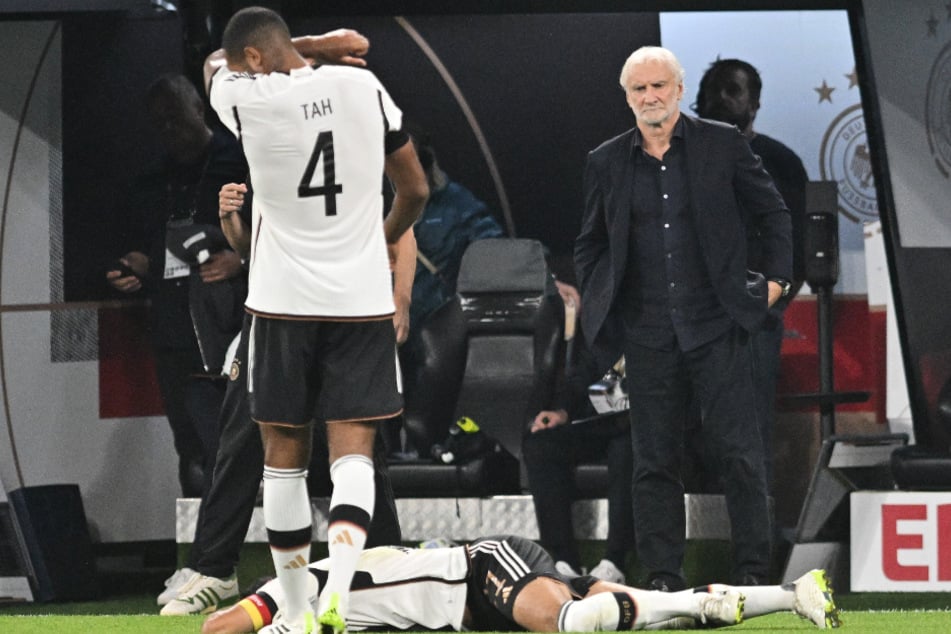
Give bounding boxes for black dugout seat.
[890,377,951,489]
[388,238,564,496]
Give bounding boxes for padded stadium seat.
[389,238,564,497]
[569,367,631,498]
[890,445,951,488]
[572,438,623,498]
[890,377,951,489]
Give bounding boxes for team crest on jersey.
[229,359,241,381]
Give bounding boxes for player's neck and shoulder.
[214,62,385,101]
[311,62,377,81]
[307,63,391,99]
[257,61,382,86]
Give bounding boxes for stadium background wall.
[0,0,944,550]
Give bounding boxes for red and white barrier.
[851,491,951,591]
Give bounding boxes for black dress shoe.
[647,574,686,592]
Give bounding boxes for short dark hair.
[221,6,291,63]
[694,58,763,116]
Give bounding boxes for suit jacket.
[574,113,792,370]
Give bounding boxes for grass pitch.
[2,542,949,632]
[2,610,951,632]
[3,590,951,633]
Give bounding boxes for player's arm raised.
[202,29,370,94]
[293,29,369,67]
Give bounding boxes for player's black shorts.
[465,535,587,631]
[247,315,402,426]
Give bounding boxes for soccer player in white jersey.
[200,535,840,633]
[204,7,428,634]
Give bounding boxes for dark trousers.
[750,314,784,490]
[153,345,222,498]
[522,418,634,570]
[624,324,771,584]
[190,316,402,577]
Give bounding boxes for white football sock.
[558,592,640,631]
[706,582,793,617]
[263,466,312,622]
[320,454,374,615]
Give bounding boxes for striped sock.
[557,593,636,631]
[320,454,374,615]
[263,465,313,622]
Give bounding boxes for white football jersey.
[254,545,470,631]
[210,64,402,318]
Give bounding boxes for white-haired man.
[575,46,792,591]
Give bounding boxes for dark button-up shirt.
[617,118,732,352]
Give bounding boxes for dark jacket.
[574,113,791,371]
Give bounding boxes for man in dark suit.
[574,46,792,591]
[693,58,808,490]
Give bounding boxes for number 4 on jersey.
[298,130,343,215]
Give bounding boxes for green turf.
[1,611,951,632]
[2,540,949,631]
[0,614,204,633]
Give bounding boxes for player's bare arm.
[293,29,369,67]
[383,141,428,247]
[202,29,369,93]
[218,182,251,258]
[391,227,417,345]
[203,49,230,95]
[200,599,254,633]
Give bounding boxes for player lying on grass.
[201,534,839,633]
